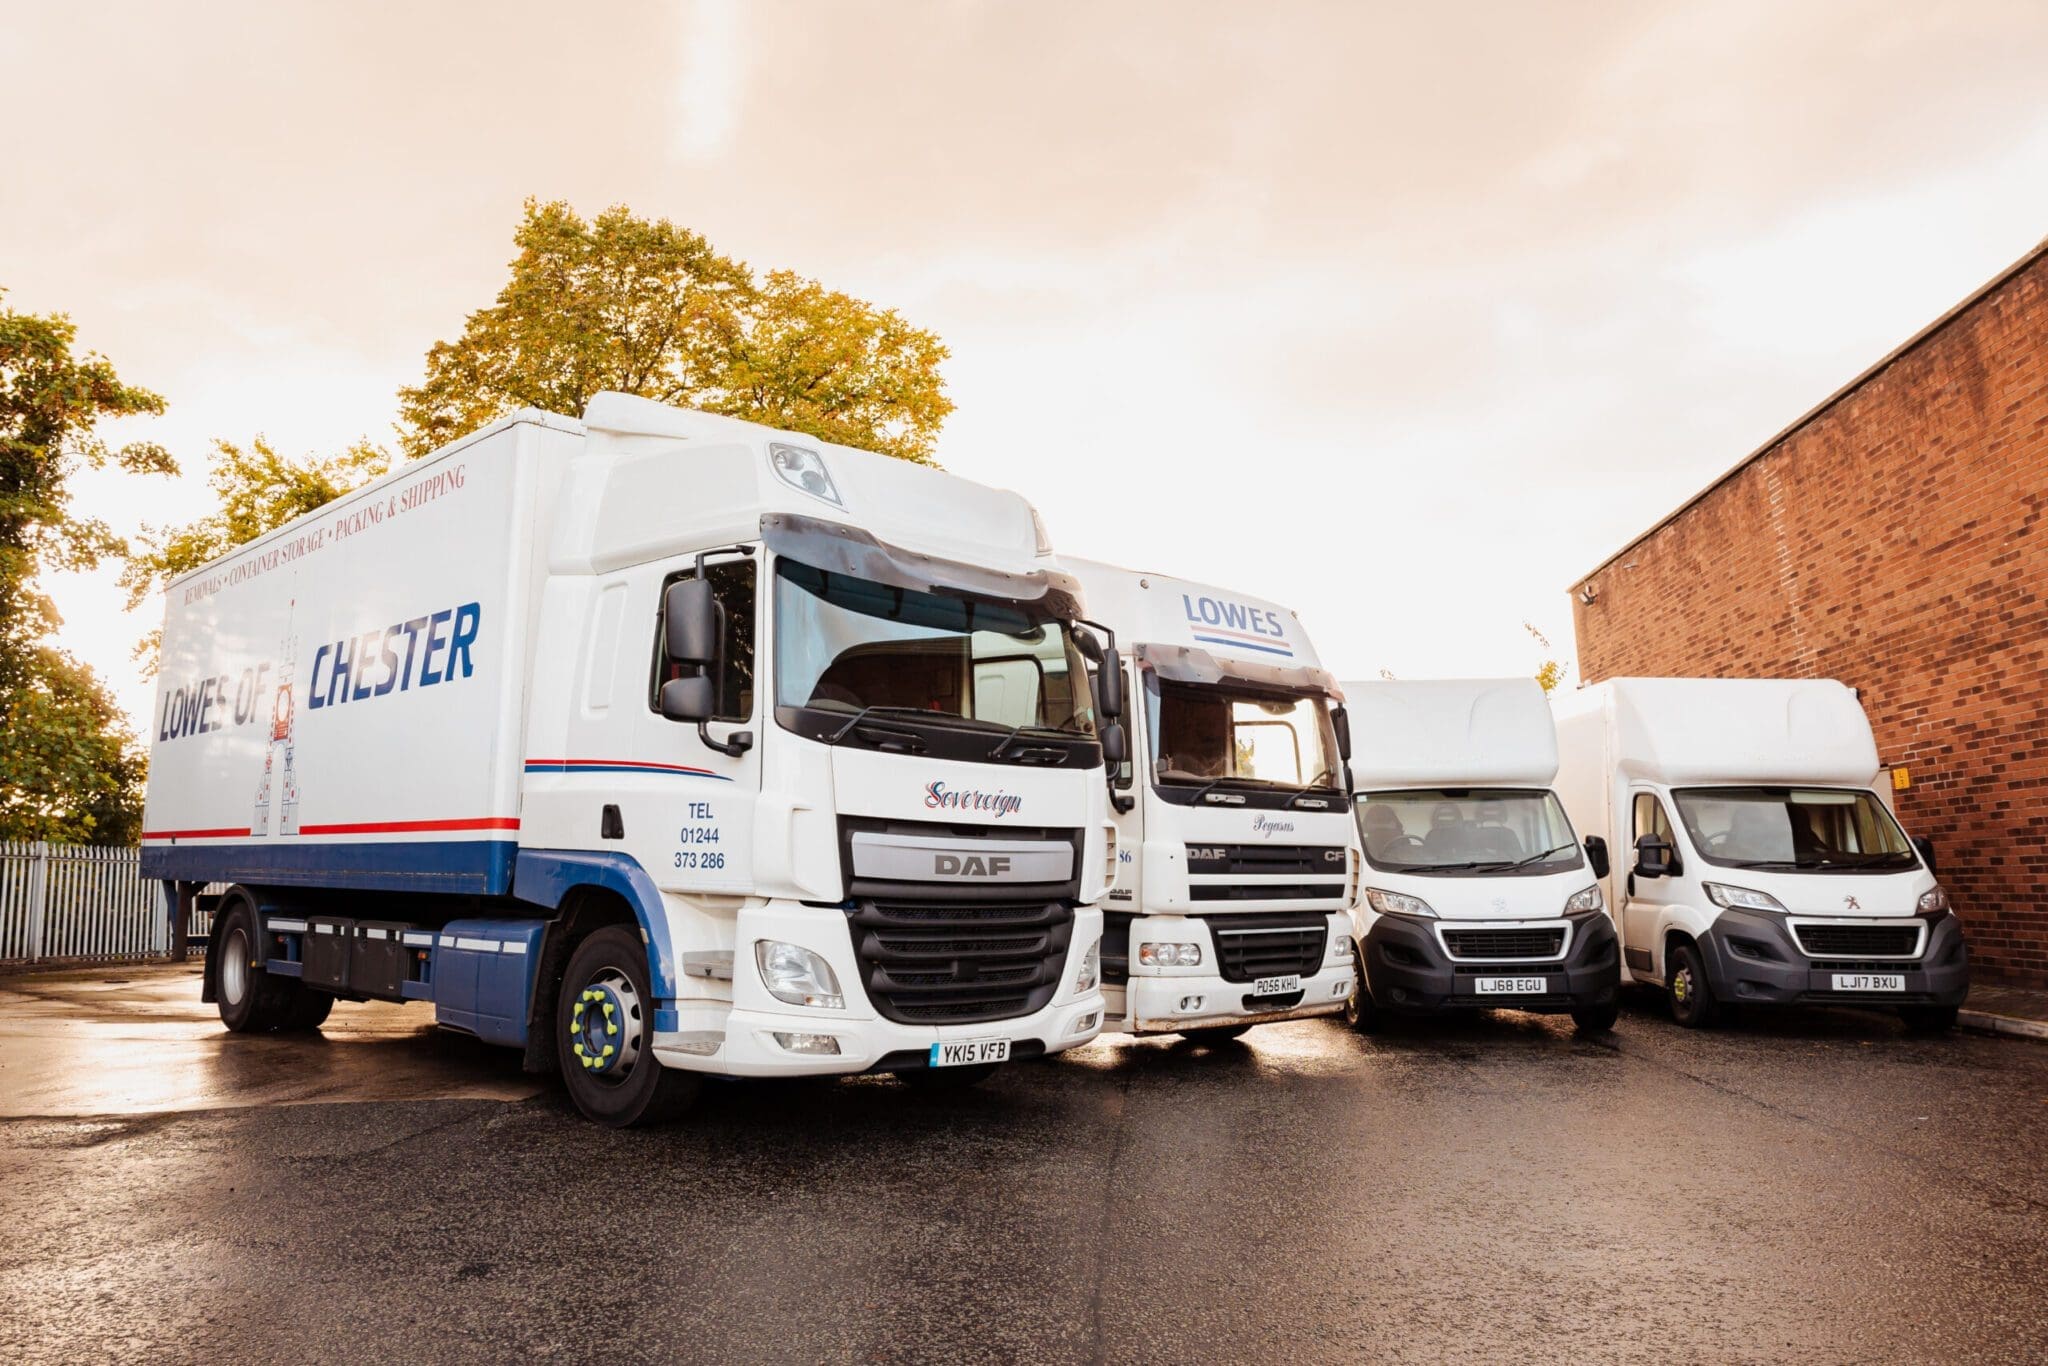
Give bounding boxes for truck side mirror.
[1100,719,1127,767]
[1633,833,1674,879]
[1584,834,1610,881]
[664,578,719,666]
[659,675,716,724]
[1911,835,1937,874]
[1095,647,1125,720]
[1331,703,1352,762]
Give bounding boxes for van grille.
[847,899,1074,1025]
[1199,914,1329,983]
[1793,924,1920,958]
[1440,927,1565,960]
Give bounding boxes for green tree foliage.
[0,290,173,842]
[1525,621,1567,694]
[120,437,388,665]
[398,201,953,464]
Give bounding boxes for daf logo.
[1843,895,1861,911]
[936,853,1012,877]
[1190,847,1225,861]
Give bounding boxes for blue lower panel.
[139,839,517,896]
[433,919,546,1047]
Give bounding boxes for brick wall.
[1571,245,2048,987]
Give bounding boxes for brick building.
[1570,240,2048,987]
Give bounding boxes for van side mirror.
[1100,719,1127,767]
[1331,703,1352,762]
[1633,833,1675,879]
[664,578,719,665]
[1584,834,1610,881]
[660,676,716,724]
[1911,835,1937,874]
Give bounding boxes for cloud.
[673,0,748,163]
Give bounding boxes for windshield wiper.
[1281,772,1343,808]
[820,705,937,750]
[1464,843,1578,873]
[989,723,1075,764]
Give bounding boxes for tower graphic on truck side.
[252,600,301,837]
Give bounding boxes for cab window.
[649,559,756,723]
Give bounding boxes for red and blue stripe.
[523,758,731,781]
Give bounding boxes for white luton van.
[1063,559,1359,1041]
[141,393,1122,1124]
[1342,678,1620,1032]
[1551,677,1969,1031]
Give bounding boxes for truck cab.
[1063,560,1359,1042]
[1551,677,1969,1031]
[1343,679,1620,1032]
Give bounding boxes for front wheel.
[1666,942,1720,1029]
[556,925,701,1127]
[1901,1004,1959,1035]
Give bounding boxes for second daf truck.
[1063,559,1359,1042]
[141,393,1121,1124]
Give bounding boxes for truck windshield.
[1356,788,1583,875]
[1147,678,1341,793]
[1673,786,1918,871]
[772,558,1096,756]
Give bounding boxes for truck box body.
[1063,559,1358,1035]
[1342,679,1616,1025]
[143,395,1114,1114]
[1552,678,1967,1023]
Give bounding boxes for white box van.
[142,394,1120,1123]
[1343,679,1620,1032]
[1552,678,1969,1031]
[1065,560,1359,1041]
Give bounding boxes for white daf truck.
[1062,559,1358,1042]
[1552,677,1968,1031]
[141,393,1121,1124]
[1343,678,1620,1032]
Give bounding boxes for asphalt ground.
[2,964,2045,1364]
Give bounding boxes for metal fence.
[0,842,210,966]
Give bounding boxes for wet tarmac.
[2,964,2045,1363]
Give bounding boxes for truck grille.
[1440,927,1565,960]
[1185,844,1348,877]
[1200,914,1329,983]
[1793,923,1920,958]
[847,899,1074,1025]
[1190,882,1347,902]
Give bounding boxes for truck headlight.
[1074,937,1101,993]
[1139,941,1202,967]
[754,940,844,1009]
[1563,884,1604,915]
[1916,886,1950,917]
[1703,883,1787,914]
[1365,888,1436,919]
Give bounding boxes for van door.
[1624,788,1680,981]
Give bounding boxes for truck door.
[1624,789,1680,981]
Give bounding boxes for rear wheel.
[215,901,293,1032]
[1181,1024,1251,1044]
[1571,1001,1620,1033]
[1901,1004,1959,1035]
[1666,941,1719,1029]
[898,1063,1000,1089]
[556,925,701,1127]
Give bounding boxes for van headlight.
[1916,886,1950,917]
[1563,884,1604,915]
[1703,883,1787,914]
[1074,937,1101,993]
[1365,888,1436,919]
[754,940,844,1009]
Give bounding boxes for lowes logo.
[1182,593,1295,659]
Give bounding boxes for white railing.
[0,842,211,965]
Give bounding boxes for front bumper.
[1105,910,1352,1034]
[1697,908,1970,1008]
[1362,911,1620,1015]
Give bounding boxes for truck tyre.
[557,926,701,1127]
[1181,1024,1251,1044]
[1570,1001,1620,1033]
[898,1063,1000,1089]
[1666,942,1719,1029]
[215,901,293,1032]
[283,990,334,1032]
[1901,1004,1959,1035]
[1341,956,1383,1033]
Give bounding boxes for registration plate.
[1252,974,1302,997]
[1832,973,1906,992]
[1476,976,1549,995]
[929,1037,1010,1067]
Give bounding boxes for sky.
[7,0,2048,729]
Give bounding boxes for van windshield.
[772,557,1097,759]
[1673,786,1918,872]
[1356,788,1582,876]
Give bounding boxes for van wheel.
[557,926,701,1127]
[215,901,292,1032]
[1901,1004,1959,1035]
[1666,942,1719,1028]
[1342,959,1382,1033]
[898,1063,1000,1089]
[1182,1024,1251,1044]
[1571,1001,1620,1033]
